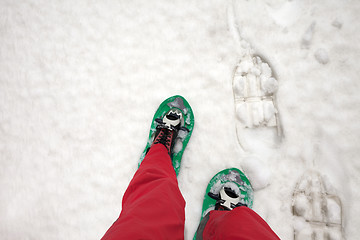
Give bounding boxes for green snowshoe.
[139,95,195,176]
[193,168,254,239]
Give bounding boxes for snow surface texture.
[232,54,282,155]
[0,0,359,239]
[292,171,343,239]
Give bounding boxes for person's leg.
[196,207,280,240]
[101,144,185,240]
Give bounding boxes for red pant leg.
[202,207,280,240]
[101,144,186,240]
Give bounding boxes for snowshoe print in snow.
[232,54,282,151]
[139,95,195,176]
[193,168,253,240]
[292,170,344,240]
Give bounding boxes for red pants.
[101,144,280,240]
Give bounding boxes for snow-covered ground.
[1,0,359,239]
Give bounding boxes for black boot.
[151,109,182,154]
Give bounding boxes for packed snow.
[1,0,360,239]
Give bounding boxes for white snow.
[301,22,316,49]
[173,140,183,154]
[327,198,342,224]
[332,19,343,29]
[241,156,271,190]
[1,0,360,240]
[314,48,330,65]
[262,77,279,95]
